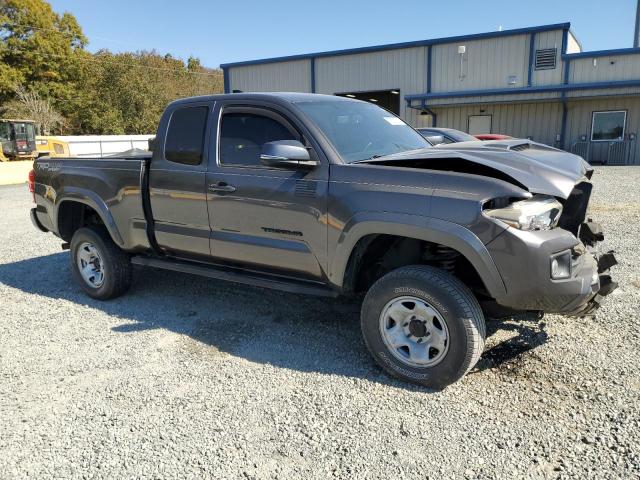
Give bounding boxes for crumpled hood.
[361,140,592,199]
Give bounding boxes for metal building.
[221,22,640,164]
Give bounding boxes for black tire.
[361,265,486,390]
[70,226,132,300]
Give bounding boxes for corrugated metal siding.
[531,30,564,86]
[566,32,582,54]
[569,53,640,83]
[568,87,640,98]
[432,102,563,146]
[229,60,312,92]
[431,35,529,92]
[565,96,640,164]
[314,47,427,123]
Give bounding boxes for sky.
[48,0,638,68]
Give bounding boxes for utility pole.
[635,0,640,48]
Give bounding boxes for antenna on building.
[635,0,640,47]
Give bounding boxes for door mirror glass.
[260,140,317,169]
[426,135,445,146]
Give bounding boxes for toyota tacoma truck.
[29,93,617,389]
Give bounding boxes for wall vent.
[535,48,557,70]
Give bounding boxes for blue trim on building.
[527,32,536,87]
[560,101,568,150]
[427,45,432,94]
[563,58,571,85]
[564,47,640,59]
[405,79,640,103]
[310,57,316,93]
[223,67,230,94]
[430,110,437,127]
[560,27,570,110]
[220,23,571,68]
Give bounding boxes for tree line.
[0,0,223,134]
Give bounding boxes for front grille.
[558,182,593,235]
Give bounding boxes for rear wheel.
[360,265,486,389]
[70,226,132,300]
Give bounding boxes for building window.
[591,110,626,142]
[165,106,209,165]
[535,48,557,70]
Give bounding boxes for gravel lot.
[1,167,639,479]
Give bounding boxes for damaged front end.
[555,181,618,316]
[483,179,618,318]
[359,143,618,317]
[564,218,618,316]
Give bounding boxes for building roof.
[220,23,572,69]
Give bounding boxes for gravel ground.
[1,167,639,479]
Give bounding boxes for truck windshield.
[296,100,430,162]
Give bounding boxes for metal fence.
[53,135,154,158]
[570,140,638,165]
[570,141,590,161]
[68,139,152,158]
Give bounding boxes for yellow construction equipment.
[35,136,70,158]
[0,119,38,162]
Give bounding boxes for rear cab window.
[164,106,209,165]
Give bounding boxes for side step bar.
[131,255,339,298]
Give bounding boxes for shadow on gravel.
[473,317,548,373]
[0,252,549,386]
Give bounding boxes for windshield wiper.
[352,154,386,163]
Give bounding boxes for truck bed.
[33,155,150,251]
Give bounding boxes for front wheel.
[70,226,132,300]
[360,265,486,390]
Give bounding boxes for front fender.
[329,211,506,299]
[55,186,125,247]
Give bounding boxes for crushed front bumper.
[563,222,618,316]
[486,219,617,317]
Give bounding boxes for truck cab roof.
[168,92,356,108]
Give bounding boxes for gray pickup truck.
[30,93,617,389]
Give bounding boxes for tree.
[67,50,223,134]
[1,86,65,134]
[0,0,86,102]
[1,0,224,135]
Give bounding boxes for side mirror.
[426,135,445,146]
[260,140,318,169]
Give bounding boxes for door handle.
[208,182,236,193]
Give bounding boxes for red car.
[474,134,512,141]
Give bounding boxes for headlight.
[484,195,563,231]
